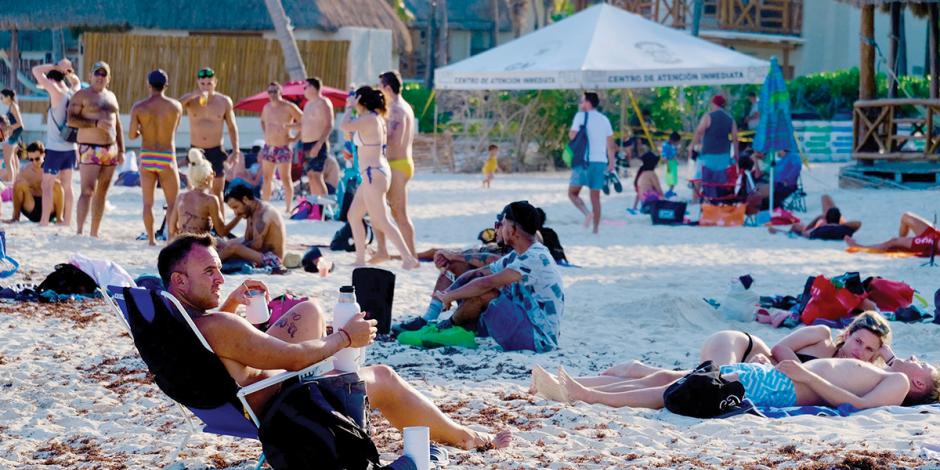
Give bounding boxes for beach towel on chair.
[700,203,747,227]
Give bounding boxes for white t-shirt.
[570,110,613,163]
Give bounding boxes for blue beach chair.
[102,286,328,468]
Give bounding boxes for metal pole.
[432,93,439,172]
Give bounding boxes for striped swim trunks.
[140,150,175,173]
[719,363,798,408]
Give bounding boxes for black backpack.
[330,220,374,252]
[539,227,568,264]
[568,111,590,167]
[37,264,99,296]
[663,361,746,418]
[259,379,390,470]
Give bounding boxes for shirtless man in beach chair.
[157,234,512,451]
[768,194,861,240]
[218,184,287,273]
[533,355,938,412]
[845,212,940,257]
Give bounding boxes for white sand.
[1,162,939,468]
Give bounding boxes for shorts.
[480,294,536,352]
[79,142,119,166]
[912,226,940,255]
[719,363,797,408]
[569,162,607,191]
[43,149,77,175]
[259,251,282,268]
[694,153,733,179]
[23,196,44,223]
[388,157,414,179]
[140,149,175,174]
[261,144,292,164]
[302,141,329,173]
[665,159,678,186]
[808,224,857,241]
[194,146,227,177]
[6,128,23,145]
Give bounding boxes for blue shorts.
[570,162,607,190]
[695,153,734,179]
[43,149,77,175]
[719,363,797,408]
[303,141,329,173]
[480,294,536,352]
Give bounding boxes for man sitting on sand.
[4,142,64,224]
[157,234,512,451]
[400,201,565,352]
[846,212,940,257]
[769,194,861,240]
[532,356,938,411]
[218,185,287,272]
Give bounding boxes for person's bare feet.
[368,252,391,265]
[558,367,591,404]
[767,226,781,235]
[464,429,513,451]
[582,212,593,228]
[844,235,859,247]
[531,365,568,403]
[401,257,420,270]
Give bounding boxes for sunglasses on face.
[197,69,215,79]
[94,71,108,77]
[27,157,41,162]
[267,89,279,95]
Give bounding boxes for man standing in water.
[371,71,418,263]
[68,61,124,237]
[128,69,183,245]
[260,82,303,213]
[301,77,334,197]
[180,67,240,217]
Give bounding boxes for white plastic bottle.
[333,285,362,372]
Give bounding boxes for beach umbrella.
[752,56,797,213]
[234,80,347,112]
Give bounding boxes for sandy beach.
[1,162,939,469]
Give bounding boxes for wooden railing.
[612,0,688,29]
[853,98,940,161]
[701,0,802,36]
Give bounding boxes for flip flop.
[610,173,623,193]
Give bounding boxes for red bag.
[770,208,800,226]
[801,275,866,324]
[866,278,914,313]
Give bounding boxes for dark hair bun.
[356,86,387,115]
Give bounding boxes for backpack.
[290,199,321,220]
[539,227,568,264]
[258,376,390,470]
[37,263,99,296]
[663,361,746,418]
[567,111,590,167]
[330,221,373,252]
[49,97,79,144]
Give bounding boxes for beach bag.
[37,263,99,295]
[800,275,866,325]
[769,208,800,226]
[663,361,746,419]
[717,275,759,323]
[567,111,590,168]
[116,171,141,187]
[330,221,373,252]
[268,293,309,326]
[49,99,79,144]
[700,203,747,227]
[650,200,687,225]
[539,227,568,264]
[258,373,385,470]
[865,278,914,313]
[290,200,321,220]
[352,267,395,335]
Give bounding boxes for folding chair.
[783,176,808,213]
[102,286,328,469]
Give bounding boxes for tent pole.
[433,93,440,172]
[627,89,657,155]
[620,90,626,154]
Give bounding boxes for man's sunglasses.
[197,69,215,79]
[94,70,108,77]
[267,89,279,94]
[27,157,41,162]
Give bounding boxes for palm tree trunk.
[491,0,500,48]
[859,5,875,100]
[10,29,19,92]
[263,0,307,81]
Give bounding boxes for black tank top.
[702,110,733,155]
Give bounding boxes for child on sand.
[661,131,680,196]
[482,144,499,188]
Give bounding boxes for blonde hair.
[187,148,213,190]
[834,311,892,352]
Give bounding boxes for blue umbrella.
[752,56,796,213]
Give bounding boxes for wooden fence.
[81,32,349,114]
[853,98,940,161]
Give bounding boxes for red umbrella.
[234,80,348,113]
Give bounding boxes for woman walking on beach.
[339,86,419,269]
[1,89,24,182]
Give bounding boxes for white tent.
[435,3,769,90]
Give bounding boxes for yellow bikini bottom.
[387,157,414,178]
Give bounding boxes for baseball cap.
[92,61,111,75]
[148,69,168,88]
[711,94,727,107]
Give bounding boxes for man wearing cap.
[129,69,183,245]
[401,201,565,353]
[180,67,240,217]
[67,61,124,237]
[301,77,334,197]
[260,81,303,214]
[690,95,739,199]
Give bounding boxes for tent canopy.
[435,3,769,90]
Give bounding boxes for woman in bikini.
[168,149,235,240]
[338,86,419,269]
[533,311,895,400]
[1,89,24,182]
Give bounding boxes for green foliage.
[789,68,931,119]
[401,82,440,133]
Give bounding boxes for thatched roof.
[835,0,938,5]
[406,0,512,31]
[0,0,412,52]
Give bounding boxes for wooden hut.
[837,0,940,189]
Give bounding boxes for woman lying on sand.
[531,311,894,402]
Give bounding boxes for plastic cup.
[403,426,430,470]
[245,291,270,325]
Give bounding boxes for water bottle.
[333,285,362,372]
